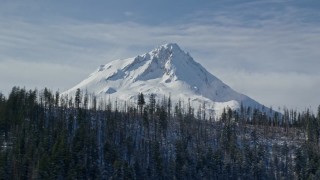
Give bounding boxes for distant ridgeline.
[0,86,320,179]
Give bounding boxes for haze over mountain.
[64,43,268,117]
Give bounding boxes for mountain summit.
[65,43,266,117]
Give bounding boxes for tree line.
[0,87,320,179]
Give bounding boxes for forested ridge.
[0,87,320,179]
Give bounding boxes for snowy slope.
[64,43,267,118]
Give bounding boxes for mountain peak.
[161,43,181,51]
[146,43,191,66]
[64,43,269,118]
[149,43,184,56]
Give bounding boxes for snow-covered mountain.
[64,43,268,118]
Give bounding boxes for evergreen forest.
[0,87,320,179]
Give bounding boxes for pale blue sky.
[0,0,319,111]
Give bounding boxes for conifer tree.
[75,88,81,109]
[138,92,145,116]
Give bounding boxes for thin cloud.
[0,59,86,95]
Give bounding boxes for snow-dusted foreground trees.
[0,87,320,179]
